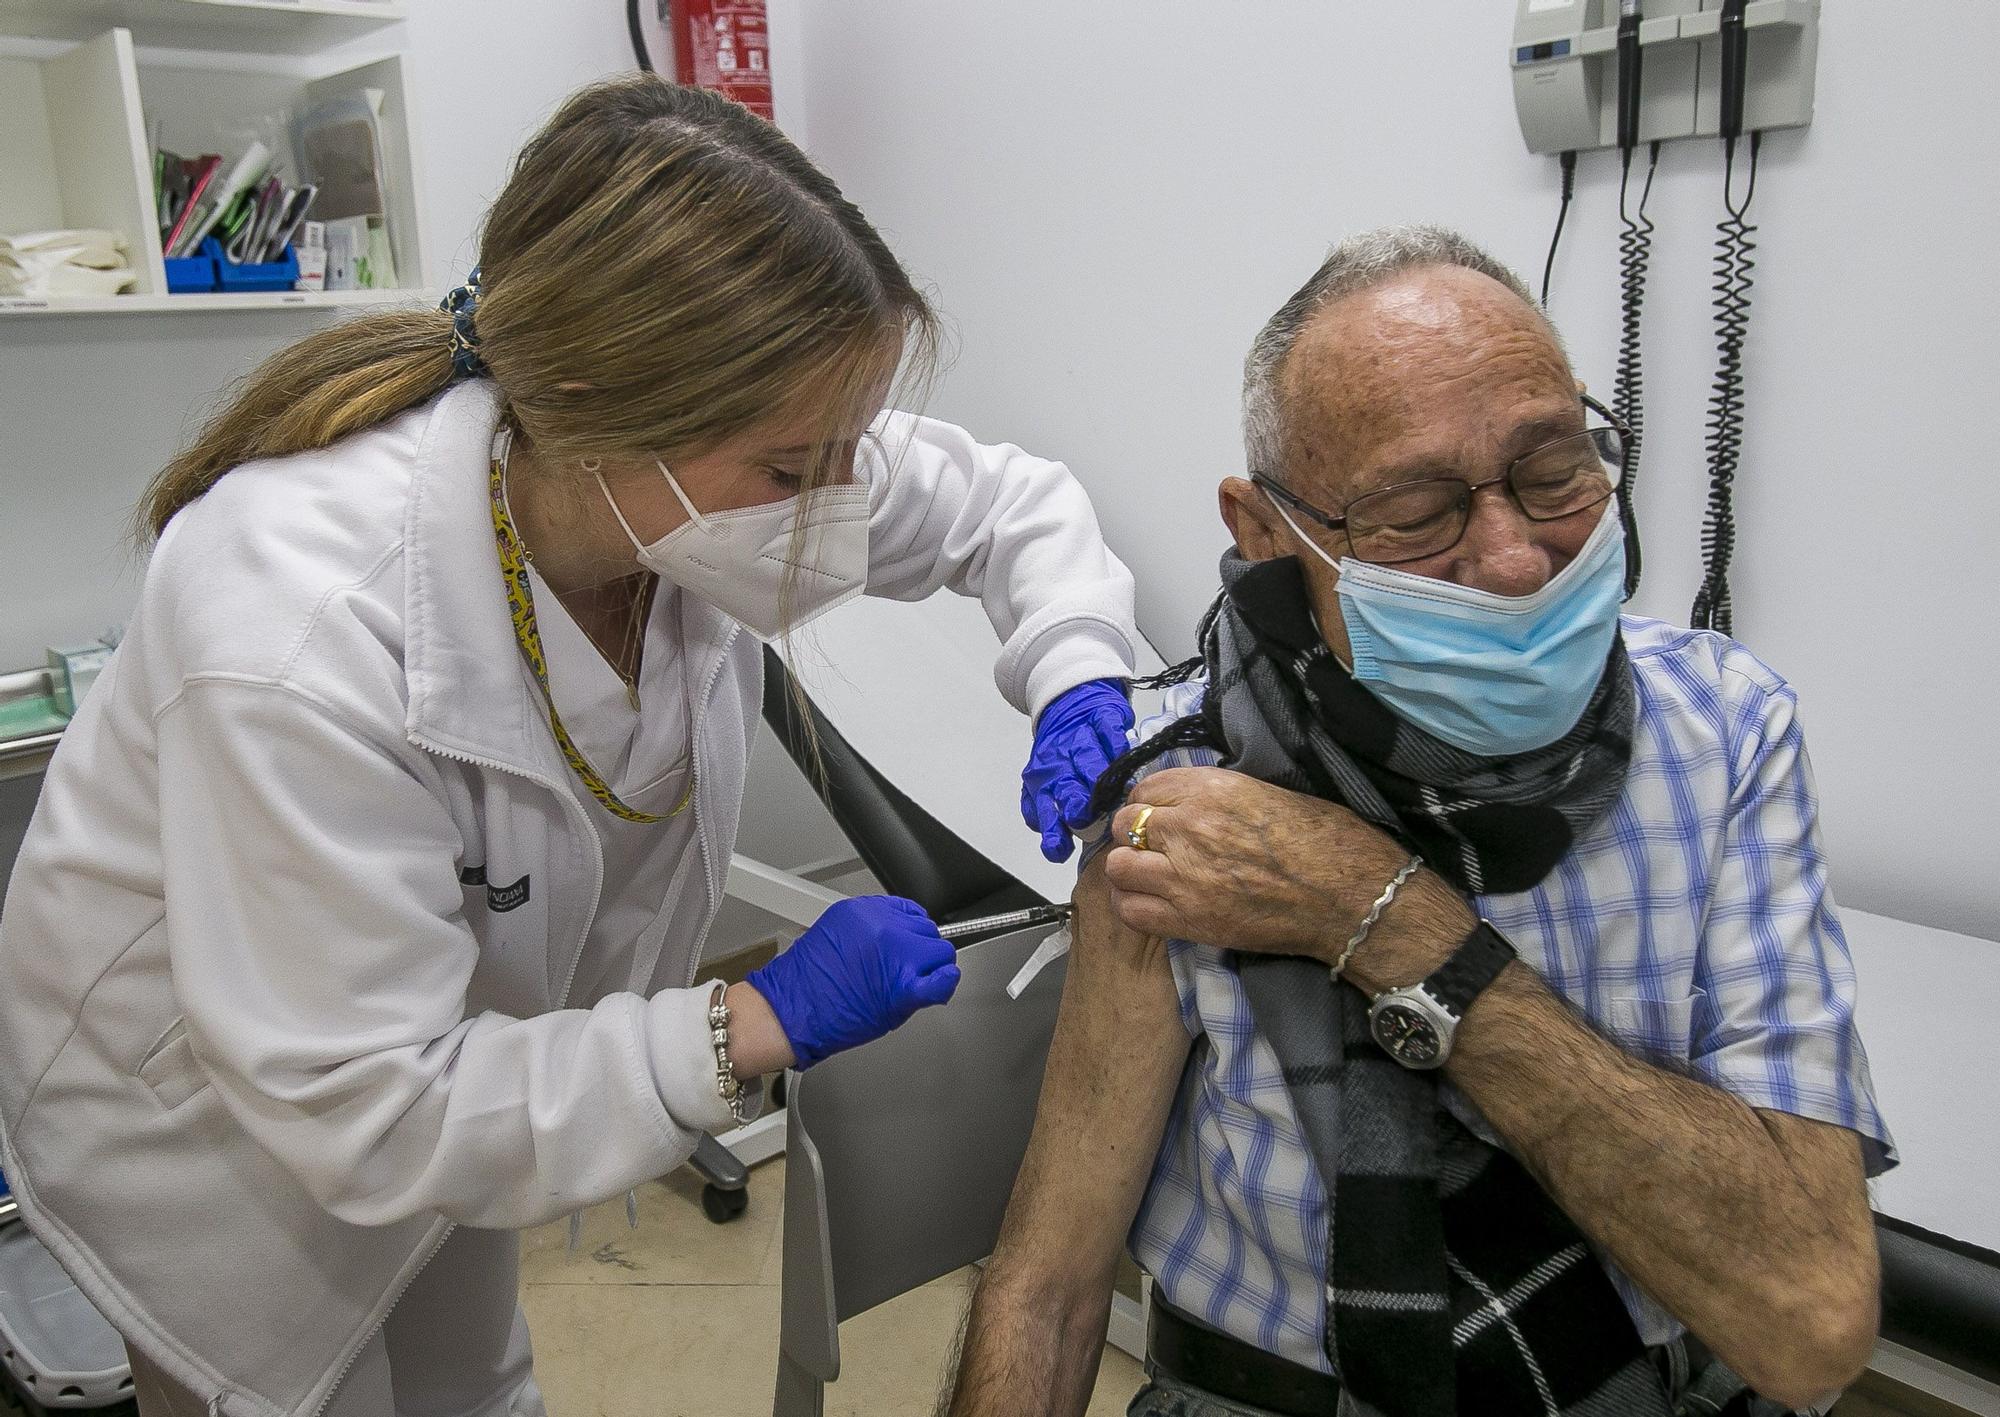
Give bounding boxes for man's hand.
[1104,766,1470,986]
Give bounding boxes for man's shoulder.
[1135,675,1212,737]
[1131,675,1223,770]
[1620,616,1807,782]
[1622,614,1796,712]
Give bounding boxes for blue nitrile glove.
[1020,678,1136,864]
[745,896,960,1069]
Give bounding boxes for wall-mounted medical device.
[1520,2,1814,631]
[1510,0,1818,157]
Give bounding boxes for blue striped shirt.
[1126,616,1895,1368]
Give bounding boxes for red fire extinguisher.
[628,0,773,122]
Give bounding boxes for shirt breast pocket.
[1602,989,1705,1068]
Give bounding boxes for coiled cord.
[1691,133,1761,635]
[1612,141,1661,597]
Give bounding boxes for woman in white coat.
[0,78,1139,1417]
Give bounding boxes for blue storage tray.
[210,237,299,294]
[161,250,217,294]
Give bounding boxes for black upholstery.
[1875,1213,2000,1385]
[0,771,42,920]
[760,646,1047,928]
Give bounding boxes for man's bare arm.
[945,859,1193,1417]
[1438,957,1877,1410]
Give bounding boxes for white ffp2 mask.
[597,461,870,639]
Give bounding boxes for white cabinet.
[0,0,425,316]
[0,30,162,294]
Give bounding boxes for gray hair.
[1241,225,1548,476]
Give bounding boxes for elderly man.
[947,227,1891,1417]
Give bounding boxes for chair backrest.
[775,921,1066,1404]
[760,646,1043,922]
[0,772,43,918]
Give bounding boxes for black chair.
[683,649,1053,1223]
[757,646,1049,931]
[1874,1214,2000,1388]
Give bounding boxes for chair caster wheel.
[701,1183,749,1224]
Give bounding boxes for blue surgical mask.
[1267,495,1625,756]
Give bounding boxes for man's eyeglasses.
[1254,395,1629,567]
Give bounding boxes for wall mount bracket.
[1511,0,1818,157]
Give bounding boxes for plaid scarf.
[1189,551,1668,1417]
[1202,553,1637,897]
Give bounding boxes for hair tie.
[440,267,488,381]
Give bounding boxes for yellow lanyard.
[489,457,691,824]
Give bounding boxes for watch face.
[1372,1002,1442,1068]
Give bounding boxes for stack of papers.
[0,230,137,298]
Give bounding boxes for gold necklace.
[489,456,689,824]
[565,573,652,711]
[619,575,653,711]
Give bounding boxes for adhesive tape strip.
[1005,923,1073,1001]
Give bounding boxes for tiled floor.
[519,1158,1146,1417]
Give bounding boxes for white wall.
[10,1,1990,939]
[787,0,2000,941]
[0,0,853,901]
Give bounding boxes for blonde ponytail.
[141,311,456,538]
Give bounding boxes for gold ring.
[1126,804,1156,852]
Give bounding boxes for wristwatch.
[1367,920,1518,1070]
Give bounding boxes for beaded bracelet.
[708,983,753,1126]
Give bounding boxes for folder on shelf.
[295,88,398,287]
[160,154,222,258]
[171,141,271,258]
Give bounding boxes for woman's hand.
[1021,679,1135,863]
[1103,767,1471,986]
[742,896,960,1070]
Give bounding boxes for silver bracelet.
[708,984,753,1126]
[1332,856,1424,978]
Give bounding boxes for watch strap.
[1423,919,1517,1017]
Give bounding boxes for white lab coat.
[0,380,1137,1417]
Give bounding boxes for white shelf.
[0,1,406,56]
[0,287,425,316]
[136,50,428,296]
[1,5,428,324]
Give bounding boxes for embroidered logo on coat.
[459,865,529,912]
[485,875,531,913]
